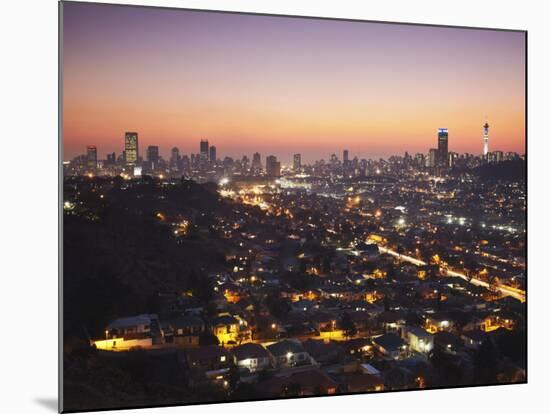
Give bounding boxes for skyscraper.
[343,149,349,166]
[483,122,489,157]
[448,152,458,168]
[146,146,159,165]
[251,152,262,173]
[209,146,217,163]
[170,147,180,172]
[106,152,116,166]
[427,148,438,168]
[125,132,139,166]
[266,155,281,178]
[86,145,97,172]
[293,153,301,171]
[200,139,209,163]
[437,128,449,167]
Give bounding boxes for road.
[378,246,526,302]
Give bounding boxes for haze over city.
[62,3,525,163]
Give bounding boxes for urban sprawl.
[63,123,526,407]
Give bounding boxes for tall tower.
[266,155,280,178]
[209,145,217,163]
[146,146,159,165]
[343,149,349,167]
[483,122,489,157]
[86,145,97,172]
[437,128,449,167]
[251,152,262,173]
[124,132,139,166]
[170,147,180,172]
[293,153,301,171]
[200,139,209,162]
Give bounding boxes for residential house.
[267,339,311,368]
[231,343,272,373]
[405,326,434,354]
[372,333,408,359]
[163,315,205,347]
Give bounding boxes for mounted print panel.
[60,1,527,412]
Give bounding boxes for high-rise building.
[488,150,504,163]
[427,148,438,168]
[241,155,250,171]
[266,155,281,178]
[251,152,262,173]
[86,145,97,172]
[200,139,209,163]
[448,152,459,168]
[483,122,490,157]
[146,146,159,165]
[106,152,116,166]
[170,147,180,172]
[209,146,217,163]
[125,132,139,166]
[437,128,449,167]
[181,155,190,172]
[343,150,349,166]
[293,153,301,171]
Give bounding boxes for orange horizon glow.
[62,3,525,163]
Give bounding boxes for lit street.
[378,246,526,302]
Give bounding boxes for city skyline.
[62,3,525,162]
[67,126,521,169]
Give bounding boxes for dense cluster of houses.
[92,267,525,397]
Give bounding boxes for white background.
[0,0,547,413]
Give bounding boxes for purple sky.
[62,2,526,164]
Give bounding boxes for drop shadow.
[33,397,58,412]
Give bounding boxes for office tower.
[251,152,262,173]
[240,155,250,172]
[170,147,180,172]
[125,132,139,166]
[86,145,97,172]
[106,152,116,166]
[274,161,281,177]
[209,146,217,163]
[448,152,458,168]
[293,153,301,171]
[427,148,438,168]
[343,149,349,166]
[200,139,209,163]
[437,128,449,167]
[414,153,425,167]
[146,146,159,165]
[223,156,234,175]
[181,155,190,172]
[266,155,281,178]
[505,152,519,161]
[483,122,489,156]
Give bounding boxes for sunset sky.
[62,2,525,164]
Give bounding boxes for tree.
[198,331,219,346]
[227,364,240,392]
[429,348,465,387]
[473,338,499,385]
[383,294,391,311]
[340,312,357,338]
